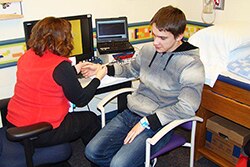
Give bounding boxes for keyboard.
[98,41,134,54]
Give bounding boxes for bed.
[188,22,250,167]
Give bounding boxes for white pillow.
[188,22,250,87]
[188,22,250,64]
[227,55,250,80]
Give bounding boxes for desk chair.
[97,88,203,167]
[0,98,72,167]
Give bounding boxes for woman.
[7,17,106,148]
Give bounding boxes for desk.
[195,80,250,167]
[79,76,135,111]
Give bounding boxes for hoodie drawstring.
[163,54,174,70]
[148,52,174,70]
[148,51,158,68]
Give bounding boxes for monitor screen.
[95,17,128,42]
[23,14,94,62]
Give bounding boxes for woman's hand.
[81,62,102,78]
[124,122,145,144]
[74,61,84,74]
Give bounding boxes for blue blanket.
[227,55,250,80]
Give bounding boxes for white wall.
[1,0,250,93]
[1,0,250,126]
[175,0,250,24]
[2,0,249,41]
[1,0,176,41]
[1,0,250,99]
[0,0,176,99]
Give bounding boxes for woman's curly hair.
[28,17,74,57]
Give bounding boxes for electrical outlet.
[214,0,225,10]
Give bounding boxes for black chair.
[0,98,72,167]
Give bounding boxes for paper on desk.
[100,75,117,86]
[79,75,130,88]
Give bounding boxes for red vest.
[7,50,71,128]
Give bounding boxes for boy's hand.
[124,122,145,144]
[96,65,107,80]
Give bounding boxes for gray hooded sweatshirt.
[109,41,205,131]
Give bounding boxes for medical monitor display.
[23,14,94,62]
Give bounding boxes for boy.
[82,5,205,167]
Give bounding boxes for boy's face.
[152,23,183,53]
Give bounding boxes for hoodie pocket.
[127,94,159,115]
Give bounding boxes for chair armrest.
[97,87,135,127]
[147,116,203,145]
[6,122,52,142]
[97,87,135,112]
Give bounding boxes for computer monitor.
[23,14,94,62]
[95,17,129,42]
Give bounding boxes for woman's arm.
[53,61,100,107]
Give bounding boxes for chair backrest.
[180,121,192,130]
[0,98,10,127]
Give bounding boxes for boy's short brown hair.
[150,5,186,38]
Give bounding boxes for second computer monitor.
[23,14,94,62]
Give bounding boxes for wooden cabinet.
[0,0,23,20]
[195,80,250,166]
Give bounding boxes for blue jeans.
[85,109,173,167]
